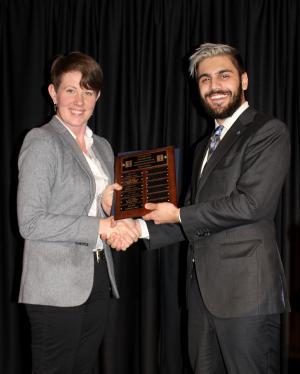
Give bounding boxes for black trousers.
[25,256,111,374]
[188,266,280,374]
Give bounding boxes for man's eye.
[221,74,230,79]
[201,77,209,84]
[66,89,75,94]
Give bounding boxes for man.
[139,43,291,373]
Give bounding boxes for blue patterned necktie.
[207,125,224,159]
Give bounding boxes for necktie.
[207,125,224,159]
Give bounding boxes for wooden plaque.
[114,146,177,219]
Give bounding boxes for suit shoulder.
[264,118,290,144]
[24,122,61,143]
[247,112,289,143]
[20,123,62,162]
[245,113,291,158]
[93,134,113,153]
[253,111,288,131]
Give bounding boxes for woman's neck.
[55,115,88,154]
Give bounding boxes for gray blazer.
[146,107,291,318]
[17,116,119,307]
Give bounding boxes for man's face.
[196,55,248,121]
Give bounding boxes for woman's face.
[48,70,100,131]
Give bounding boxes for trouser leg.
[187,265,281,374]
[215,313,280,374]
[187,267,226,374]
[26,257,111,374]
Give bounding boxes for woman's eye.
[84,91,94,97]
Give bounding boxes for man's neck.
[215,101,249,126]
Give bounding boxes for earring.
[54,103,57,112]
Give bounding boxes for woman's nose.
[74,92,84,105]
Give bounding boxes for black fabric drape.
[1,0,300,373]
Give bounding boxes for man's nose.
[211,76,222,90]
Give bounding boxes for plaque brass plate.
[114,146,177,219]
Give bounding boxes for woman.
[17,52,138,373]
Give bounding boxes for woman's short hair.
[50,52,103,93]
[189,43,245,78]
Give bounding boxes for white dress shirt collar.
[55,115,94,151]
[215,101,249,136]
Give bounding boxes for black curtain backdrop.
[1,0,300,373]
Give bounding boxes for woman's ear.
[48,84,57,103]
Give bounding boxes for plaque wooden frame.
[114,146,177,219]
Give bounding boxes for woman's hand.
[101,183,122,215]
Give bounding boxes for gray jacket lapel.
[91,142,113,184]
[103,243,120,298]
[49,117,96,214]
[91,141,120,298]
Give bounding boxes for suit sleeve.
[180,119,291,237]
[17,129,99,247]
[144,221,186,250]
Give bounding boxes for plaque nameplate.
[114,146,177,219]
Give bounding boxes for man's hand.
[100,218,141,251]
[101,183,122,215]
[143,202,180,224]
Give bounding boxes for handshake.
[99,217,141,251]
[98,183,181,251]
[98,183,142,251]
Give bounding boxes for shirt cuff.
[137,219,150,239]
[178,208,182,223]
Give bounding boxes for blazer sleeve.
[180,118,291,238]
[144,221,186,250]
[17,128,100,248]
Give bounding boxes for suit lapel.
[196,107,257,197]
[91,142,113,184]
[49,117,96,213]
[191,137,209,202]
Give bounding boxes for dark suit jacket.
[146,106,291,318]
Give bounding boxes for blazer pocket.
[219,239,261,259]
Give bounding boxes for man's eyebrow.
[217,69,234,75]
[197,69,234,80]
[197,73,210,80]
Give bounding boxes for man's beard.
[200,81,244,120]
